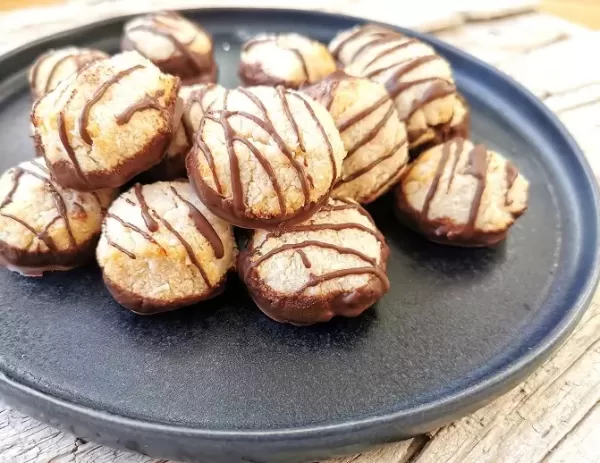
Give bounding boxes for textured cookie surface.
[395,138,529,247]
[187,86,347,229]
[153,83,226,181]
[122,10,216,84]
[0,159,114,276]
[239,34,337,89]
[29,47,108,100]
[239,197,389,325]
[304,71,408,203]
[97,181,236,314]
[32,51,180,191]
[330,24,463,150]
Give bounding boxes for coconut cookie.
[239,34,337,89]
[395,138,529,247]
[0,159,114,276]
[304,71,408,203]
[29,47,109,100]
[330,24,464,150]
[32,51,180,191]
[147,83,226,181]
[97,181,236,314]
[239,197,389,325]
[186,86,346,229]
[122,10,217,84]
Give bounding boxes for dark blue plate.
[0,8,598,463]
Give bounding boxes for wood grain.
[0,2,599,463]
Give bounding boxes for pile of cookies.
[0,11,529,325]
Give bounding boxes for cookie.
[122,10,217,85]
[304,71,408,203]
[239,197,389,325]
[32,51,180,191]
[186,86,347,229]
[330,24,463,150]
[29,47,108,100]
[147,83,226,181]
[97,181,236,315]
[239,34,337,89]
[395,138,529,247]
[0,159,114,276]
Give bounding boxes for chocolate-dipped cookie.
[97,181,236,315]
[330,24,465,150]
[29,47,108,100]
[32,51,180,192]
[395,138,529,247]
[122,11,217,85]
[239,197,389,325]
[147,83,226,181]
[186,86,347,229]
[0,159,114,276]
[304,71,408,203]
[239,34,337,89]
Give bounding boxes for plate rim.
[1,5,599,450]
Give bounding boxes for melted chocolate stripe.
[44,53,77,94]
[134,184,159,232]
[79,64,145,145]
[337,138,407,185]
[446,138,465,193]
[107,238,136,259]
[362,38,418,70]
[297,266,390,293]
[106,213,163,249]
[463,144,488,235]
[0,168,24,209]
[505,160,519,206]
[278,86,305,152]
[267,222,385,245]
[195,115,223,194]
[296,249,311,268]
[182,84,215,145]
[288,92,337,179]
[115,91,164,125]
[154,213,211,286]
[288,47,309,81]
[20,167,77,247]
[345,103,395,158]
[421,139,455,220]
[169,185,224,259]
[348,33,398,63]
[0,212,57,251]
[58,109,86,182]
[337,95,390,132]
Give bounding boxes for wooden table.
[1,1,599,462]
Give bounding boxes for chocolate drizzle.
[79,64,145,145]
[169,185,224,259]
[296,249,311,268]
[182,84,215,145]
[115,90,164,125]
[243,37,310,83]
[421,139,458,220]
[505,160,519,206]
[106,213,163,249]
[107,238,136,259]
[330,25,399,63]
[134,183,159,232]
[58,109,86,182]
[278,86,305,151]
[0,168,24,209]
[463,144,489,235]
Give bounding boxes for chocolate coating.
[122,11,217,85]
[239,197,390,325]
[395,138,529,247]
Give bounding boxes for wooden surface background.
[0,1,599,462]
